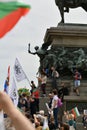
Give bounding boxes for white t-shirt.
[52,95,58,109]
[41,75,47,84]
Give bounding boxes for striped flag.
[9,77,19,107]
[14,58,27,82]
[0,0,31,38]
[71,107,80,119]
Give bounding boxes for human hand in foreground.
[0,92,35,130]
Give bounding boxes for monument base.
[44,23,87,47]
[42,23,87,115]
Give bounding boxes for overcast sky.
[0,0,87,90]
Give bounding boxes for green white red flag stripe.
[71,107,80,119]
[0,0,31,38]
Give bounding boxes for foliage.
[18,88,30,96]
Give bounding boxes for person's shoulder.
[54,95,58,99]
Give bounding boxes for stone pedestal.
[44,23,87,47]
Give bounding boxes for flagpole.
[23,72,31,86]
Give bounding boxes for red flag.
[8,65,10,81]
[0,1,31,38]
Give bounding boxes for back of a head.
[62,123,69,130]
[39,110,44,116]
[34,46,39,50]
[31,81,34,84]
[52,89,58,95]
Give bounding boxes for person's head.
[75,69,79,74]
[62,123,69,130]
[51,66,55,71]
[35,121,40,128]
[22,93,26,98]
[34,46,39,51]
[48,93,53,99]
[52,89,58,95]
[50,116,54,123]
[61,82,65,87]
[27,95,30,100]
[31,81,34,84]
[31,81,36,89]
[41,71,46,76]
[39,110,44,116]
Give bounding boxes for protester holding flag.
[64,110,76,130]
[0,91,35,130]
[71,107,80,119]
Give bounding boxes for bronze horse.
[55,0,87,23]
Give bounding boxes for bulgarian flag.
[0,0,31,38]
[71,107,80,119]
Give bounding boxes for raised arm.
[28,43,36,55]
[0,92,35,130]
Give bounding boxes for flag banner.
[4,77,9,94]
[4,66,10,94]
[71,107,80,119]
[14,58,27,82]
[42,117,49,130]
[0,0,31,38]
[9,77,19,107]
[0,111,5,130]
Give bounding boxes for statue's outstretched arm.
[28,43,36,55]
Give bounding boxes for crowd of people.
[16,66,83,130]
[3,89,69,130]
[1,66,84,130]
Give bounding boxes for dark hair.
[31,81,34,84]
[22,93,26,97]
[62,123,69,130]
[52,89,58,95]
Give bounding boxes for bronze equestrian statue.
[55,0,87,23]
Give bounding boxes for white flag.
[42,117,49,130]
[0,111,5,130]
[14,58,27,82]
[9,77,19,107]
